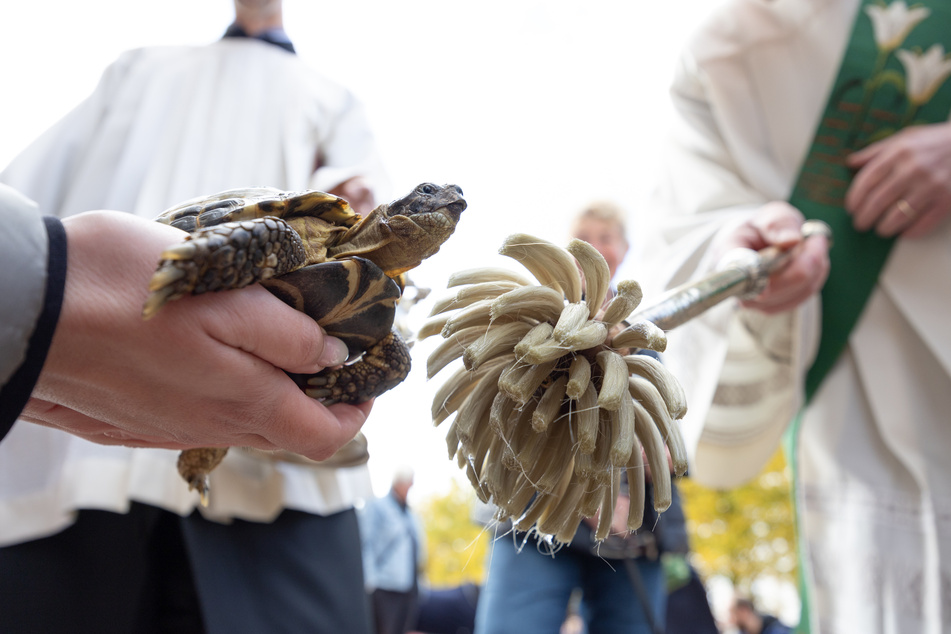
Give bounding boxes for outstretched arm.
[9,209,371,459]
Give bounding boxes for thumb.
[752,202,805,248]
[194,285,350,373]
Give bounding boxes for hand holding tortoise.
[21,209,371,459]
[141,182,466,494]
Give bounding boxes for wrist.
[0,217,68,435]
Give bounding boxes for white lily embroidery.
[897,44,951,104]
[865,1,930,51]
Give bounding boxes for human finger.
[844,152,904,229]
[872,197,927,237]
[744,201,806,249]
[844,139,883,169]
[21,400,195,449]
[64,210,348,374]
[711,202,803,257]
[178,285,351,374]
[741,234,830,314]
[846,123,951,237]
[903,200,951,239]
[748,205,805,249]
[247,395,374,461]
[850,173,911,233]
[844,132,897,211]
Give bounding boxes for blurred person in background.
[361,466,427,634]
[731,596,793,634]
[0,0,386,631]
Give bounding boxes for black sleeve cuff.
[0,216,68,440]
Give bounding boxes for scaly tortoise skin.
[144,183,467,498]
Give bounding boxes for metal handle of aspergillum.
[627,220,833,332]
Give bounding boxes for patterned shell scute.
[261,258,400,356]
[155,187,358,233]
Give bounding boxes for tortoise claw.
[303,387,334,400]
[142,284,178,320]
[292,330,412,405]
[142,217,307,317]
[194,476,212,508]
[177,447,228,506]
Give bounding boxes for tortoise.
[143,182,467,499]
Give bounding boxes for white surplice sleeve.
[644,49,820,489]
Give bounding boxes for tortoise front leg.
[143,217,307,318]
[177,446,229,505]
[293,330,412,404]
[176,329,409,507]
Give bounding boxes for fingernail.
[776,229,799,245]
[319,336,350,367]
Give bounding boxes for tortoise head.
[386,183,467,222]
[330,183,467,278]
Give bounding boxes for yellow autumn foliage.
[416,449,797,595]
[678,448,798,593]
[417,481,490,588]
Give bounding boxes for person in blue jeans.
[474,484,678,634]
[473,202,680,634]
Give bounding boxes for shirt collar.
[222,22,296,54]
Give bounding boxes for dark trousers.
[370,587,419,634]
[181,505,372,634]
[0,503,372,634]
[0,503,203,634]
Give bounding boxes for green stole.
[784,2,951,631]
[792,0,951,400]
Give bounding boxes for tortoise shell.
[147,183,467,498]
[146,183,467,353]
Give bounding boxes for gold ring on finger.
[895,199,918,220]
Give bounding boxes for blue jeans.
[474,534,666,634]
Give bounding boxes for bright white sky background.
[1,0,719,501]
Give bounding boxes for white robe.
[0,39,388,544]
[641,1,951,631]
